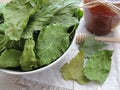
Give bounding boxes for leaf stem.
[96,81,99,90]
[69,24,77,36]
[73,80,75,90]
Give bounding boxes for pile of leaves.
[61,36,113,84]
[0,0,83,71]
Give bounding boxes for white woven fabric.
[0,0,9,2]
[0,0,120,89]
[0,71,71,90]
[22,18,120,90]
[0,16,120,90]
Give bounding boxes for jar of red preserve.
[83,0,120,35]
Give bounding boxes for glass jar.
[83,0,120,35]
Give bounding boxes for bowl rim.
[0,30,77,75]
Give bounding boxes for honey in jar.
[83,0,120,35]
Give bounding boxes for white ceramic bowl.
[0,30,77,75]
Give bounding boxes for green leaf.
[3,0,37,40]
[80,35,107,58]
[61,51,90,84]
[0,34,9,52]
[0,3,6,24]
[0,3,6,33]
[50,0,79,27]
[0,24,5,34]
[51,15,78,28]
[22,3,59,39]
[29,0,49,8]
[84,50,113,84]
[6,39,25,51]
[20,39,38,71]
[22,0,80,39]
[74,8,83,20]
[0,3,6,13]
[0,49,22,68]
[36,24,70,66]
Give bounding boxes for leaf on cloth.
[36,24,70,66]
[84,50,113,84]
[80,35,107,58]
[0,49,22,68]
[61,51,90,84]
[20,39,38,71]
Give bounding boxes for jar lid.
[82,0,120,16]
[107,0,119,2]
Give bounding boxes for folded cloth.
[22,18,120,90]
[0,71,28,90]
